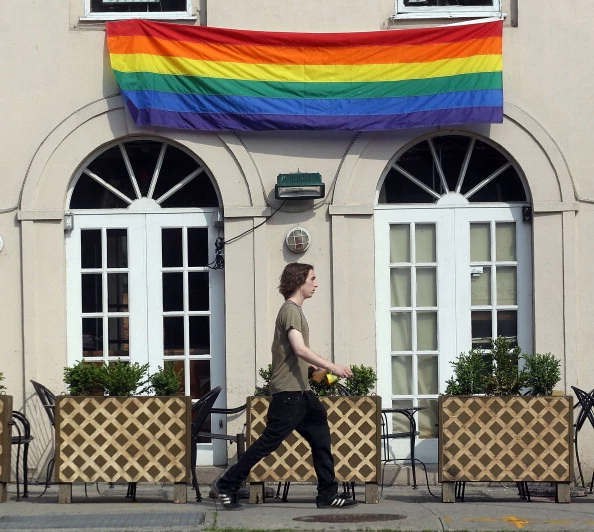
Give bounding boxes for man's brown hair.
[278,263,314,299]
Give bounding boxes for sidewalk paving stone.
[1,480,594,532]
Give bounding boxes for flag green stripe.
[113,71,501,100]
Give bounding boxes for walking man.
[212,263,358,510]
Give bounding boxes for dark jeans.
[217,391,338,503]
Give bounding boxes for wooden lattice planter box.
[438,395,573,503]
[247,395,381,504]
[55,396,192,503]
[0,396,12,503]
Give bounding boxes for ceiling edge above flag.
[106,19,503,132]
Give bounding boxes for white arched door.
[65,138,227,465]
[375,134,533,463]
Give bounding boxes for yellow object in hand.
[326,373,338,385]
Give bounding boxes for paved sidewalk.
[1,481,594,531]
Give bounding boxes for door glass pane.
[471,267,491,305]
[188,228,209,267]
[497,266,517,305]
[418,399,438,438]
[189,272,210,311]
[82,317,103,357]
[391,312,412,351]
[470,223,490,261]
[81,274,102,312]
[497,310,517,346]
[390,269,411,307]
[391,357,412,395]
[390,225,410,263]
[417,312,437,351]
[162,272,184,311]
[418,355,438,394]
[496,222,516,261]
[108,317,129,357]
[471,310,492,349]
[391,400,414,435]
[106,229,128,268]
[163,316,184,356]
[107,273,128,312]
[190,359,211,400]
[81,229,102,268]
[415,224,436,262]
[189,316,210,355]
[162,228,183,267]
[416,268,436,306]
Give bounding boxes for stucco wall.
[2,0,594,473]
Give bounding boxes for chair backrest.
[11,411,33,442]
[191,386,223,443]
[31,380,57,427]
[571,386,594,432]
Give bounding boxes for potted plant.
[248,364,382,504]
[439,337,572,503]
[55,361,190,503]
[0,373,11,502]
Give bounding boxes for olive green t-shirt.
[269,301,311,394]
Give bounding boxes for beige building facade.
[1,0,591,476]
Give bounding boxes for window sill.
[79,13,197,22]
[392,11,504,20]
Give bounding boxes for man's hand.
[330,364,353,379]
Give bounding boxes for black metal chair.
[380,407,423,490]
[191,387,223,502]
[30,380,56,496]
[10,411,34,500]
[571,386,594,492]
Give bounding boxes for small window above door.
[395,0,502,19]
[83,0,194,21]
[69,139,219,210]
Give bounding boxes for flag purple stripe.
[125,100,503,131]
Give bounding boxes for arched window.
[378,135,527,205]
[69,139,219,209]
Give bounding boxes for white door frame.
[374,204,532,463]
[66,209,226,465]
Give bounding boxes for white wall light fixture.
[275,172,325,200]
[285,227,311,253]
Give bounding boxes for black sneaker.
[316,495,359,509]
[211,480,243,510]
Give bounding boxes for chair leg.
[22,442,30,498]
[575,436,585,487]
[409,432,417,489]
[191,466,202,502]
[282,482,290,502]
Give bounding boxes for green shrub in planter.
[444,349,488,395]
[63,361,105,396]
[523,352,561,396]
[444,336,561,397]
[64,359,150,396]
[485,336,525,396]
[102,360,150,396]
[149,364,183,396]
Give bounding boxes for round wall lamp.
[285,227,311,253]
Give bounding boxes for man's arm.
[288,328,353,379]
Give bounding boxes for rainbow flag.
[106,19,503,132]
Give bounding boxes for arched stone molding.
[19,96,267,219]
[329,102,578,215]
